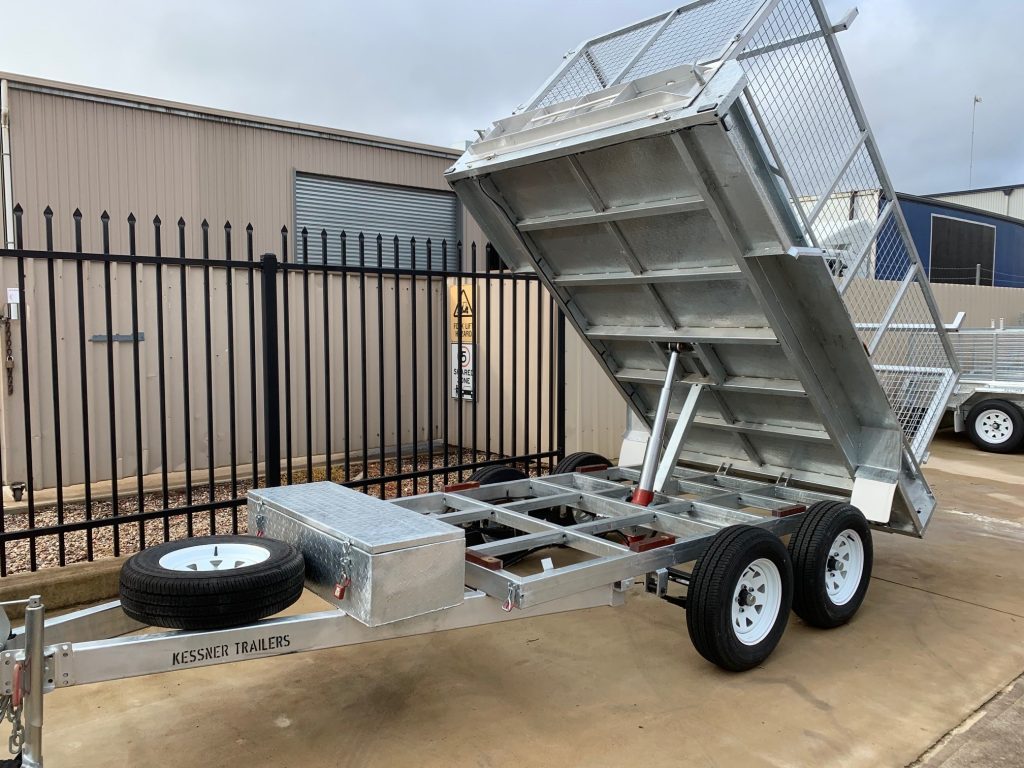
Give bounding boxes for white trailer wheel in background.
[967,399,1024,453]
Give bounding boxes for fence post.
[556,308,567,462]
[260,253,282,488]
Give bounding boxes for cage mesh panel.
[870,281,952,454]
[536,57,606,110]
[737,0,955,458]
[532,0,761,109]
[950,332,1024,382]
[623,0,762,79]
[587,21,662,84]
[536,20,665,108]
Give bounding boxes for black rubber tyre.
[552,452,612,474]
[789,501,873,629]
[966,399,1024,453]
[468,465,528,485]
[119,535,305,630]
[686,525,793,672]
[0,753,20,767]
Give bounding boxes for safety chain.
[3,317,12,396]
[0,688,24,755]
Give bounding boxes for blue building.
[896,192,1024,287]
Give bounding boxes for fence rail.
[0,204,565,575]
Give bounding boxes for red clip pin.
[333,576,351,600]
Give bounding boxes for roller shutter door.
[294,173,459,268]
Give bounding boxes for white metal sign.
[450,343,475,401]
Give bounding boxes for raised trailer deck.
[0,2,959,765]
[445,0,956,536]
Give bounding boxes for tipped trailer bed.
[0,2,957,765]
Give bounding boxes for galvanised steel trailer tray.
[0,2,959,765]
[445,0,957,537]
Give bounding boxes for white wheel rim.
[976,409,1014,445]
[825,529,864,606]
[731,557,783,646]
[158,542,270,572]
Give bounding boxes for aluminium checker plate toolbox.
[248,482,466,627]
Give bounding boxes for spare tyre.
[119,535,305,630]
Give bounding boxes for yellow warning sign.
[448,283,474,342]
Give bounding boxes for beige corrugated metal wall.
[0,75,541,494]
[1,76,484,257]
[933,189,1024,221]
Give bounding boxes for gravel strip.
[1,449,551,575]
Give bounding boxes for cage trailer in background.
[946,326,1024,452]
[0,2,957,765]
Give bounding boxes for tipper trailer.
[0,1,958,765]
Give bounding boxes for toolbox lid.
[249,482,463,554]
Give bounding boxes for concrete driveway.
[43,432,1024,767]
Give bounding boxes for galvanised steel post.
[555,309,566,462]
[260,253,282,488]
[21,595,44,767]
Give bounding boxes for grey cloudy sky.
[0,0,1020,194]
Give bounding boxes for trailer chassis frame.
[0,460,849,767]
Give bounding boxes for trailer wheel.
[686,525,793,671]
[548,453,611,524]
[789,501,872,628]
[966,399,1024,453]
[119,535,305,630]
[552,452,612,474]
[468,465,528,485]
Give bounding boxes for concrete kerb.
[0,557,122,620]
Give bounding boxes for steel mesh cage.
[521,0,957,460]
[949,329,1024,383]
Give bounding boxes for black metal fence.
[0,205,565,575]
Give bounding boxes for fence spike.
[100,210,110,221]
[153,215,162,257]
[73,208,82,220]
[44,206,54,250]
[127,212,136,224]
[12,203,22,214]
[246,222,253,233]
